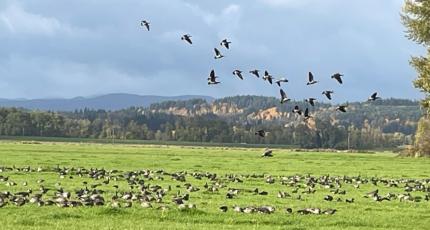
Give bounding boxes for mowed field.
[0,141,430,230]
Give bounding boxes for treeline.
[0,97,422,149]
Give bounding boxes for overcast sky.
[0,0,424,101]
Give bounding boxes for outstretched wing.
[210,70,216,81]
[304,108,309,117]
[214,48,220,56]
[309,72,314,82]
[280,89,287,99]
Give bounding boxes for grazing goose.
[323,209,337,215]
[261,148,273,157]
[336,105,348,113]
[285,207,293,213]
[208,70,220,85]
[331,73,344,84]
[292,105,302,115]
[140,20,150,31]
[249,69,260,78]
[255,130,268,138]
[322,91,334,100]
[219,205,228,212]
[233,205,243,213]
[307,72,318,85]
[324,195,334,201]
[232,70,243,80]
[365,189,379,198]
[368,92,381,101]
[257,206,275,214]
[346,198,355,203]
[263,71,274,84]
[266,176,275,183]
[275,78,289,87]
[220,39,231,49]
[243,206,256,214]
[305,98,317,106]
[280,89,291,104]
[214,48,224,59]
[181,34,193,44]
[278,191,290,198]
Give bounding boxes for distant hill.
[0,94,215,111]
[0,95,423,149]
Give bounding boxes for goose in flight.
[280,89,291,104]
[233,70,243,80]
[307,72,318,85]
[304,108,312,121]
[322,91,334,100]
[368,92,381,101]
[140,20,150,31]
[263,71,274,84]
[249,70,260,78]
[214,48,224,59]
[181,34,193,44]
[275,78,289,87]
[255,130,268,138]
[207,70,220,85]
[336,105,348,113]
[305,98,317,106]
[292,105,302,115]
[220,39,231,49]
[331,73,344,84]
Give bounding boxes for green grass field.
[0,141,429,230]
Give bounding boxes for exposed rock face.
[248,107,285,121]
[151,103,244,117]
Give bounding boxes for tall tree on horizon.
[402,0,430,156]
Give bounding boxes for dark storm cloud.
[0,0,424,101]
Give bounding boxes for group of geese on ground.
[139,18,382,138]
[1,165,429,215]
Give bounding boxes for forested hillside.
[0,96,422,149]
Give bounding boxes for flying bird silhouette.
[307,72,318,85]
[275,78,289,87]
[214,48,224,59]
[331,73,344,84]
[263,71,274,84]
[181,34,193,44]
[368,92,381,101]
[220,39,231,49]
[233,70,243,80]
[336,105,348,113]
[249,70,260,78]
[255,130,268,138]
[305,98,317,106]
[322,91,334,100]
[207,70,220,85]
[280,89,291,104]
[292,105,303,115]
[140,20,150,31]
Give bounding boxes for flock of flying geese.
[140,19,382,135]
[1,166,429,215]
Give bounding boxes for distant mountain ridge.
[0,94,215,111]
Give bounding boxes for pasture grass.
[0,141,429,230]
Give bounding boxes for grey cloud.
[0,0,424,101]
